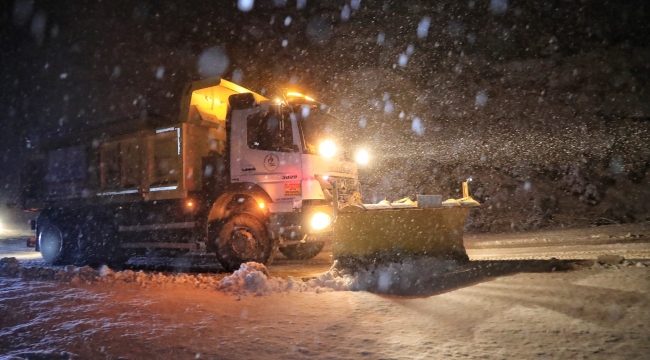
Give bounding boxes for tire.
[215,213,273,272]
[279,241,325,260]
[38,218,76,265]
[38,211,129,268]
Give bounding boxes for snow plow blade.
[332,203,474,264]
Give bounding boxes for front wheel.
[279,242,325,260]
[215,213,273,272]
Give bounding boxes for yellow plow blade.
[332,205,472,263]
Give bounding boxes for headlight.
[318,140,337,158]
[310,212,331,230]
[355,149,370,165]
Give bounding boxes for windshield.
[293,104,341,156]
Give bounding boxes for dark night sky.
[0,0,648,226]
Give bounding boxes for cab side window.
[247,111,295,152]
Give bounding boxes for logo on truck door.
[263,154,280,172]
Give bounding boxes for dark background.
[1,0,649,230]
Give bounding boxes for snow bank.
[3,257,647,297]
[0,257,223,289]
[216,258,465,295]
[0,258,303,295]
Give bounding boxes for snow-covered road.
[1,259,649,359]
[1,223,650,359]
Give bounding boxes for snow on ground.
[2,224,650,359]
[3,254,650,298]
[1,256,649,359]
[0,256,463,296]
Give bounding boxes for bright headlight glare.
[355,149,370,165]
[318,140,337,158]
[311,212,331,231]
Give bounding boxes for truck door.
[230,105,302,204]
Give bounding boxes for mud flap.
[332,205,471,264]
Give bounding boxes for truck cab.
[193,80,362,267]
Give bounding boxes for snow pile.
[215,262,354,295]
[0,256,461,295]
[98,264,114,277]
[0,257,305,295]
[103,269,223,289]
[0,258,121,285]
[0,257,21,276]
[215,259,464,295]
[308,270,356,291]
[217,262,292,296]
[5,256,644,296]
[0,257,223,289]
[215,262,342,296]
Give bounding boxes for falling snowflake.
[411,117,425,136]
[475,91,488,107]
[417,17,431,38]
[238,0,254,12]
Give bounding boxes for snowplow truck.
[20,78,476,271]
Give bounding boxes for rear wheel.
[38,219,75,265]
[279,242,325,260]
[215,213,273,272]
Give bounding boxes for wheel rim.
[40,226,63,263]
[230,227,257,259]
